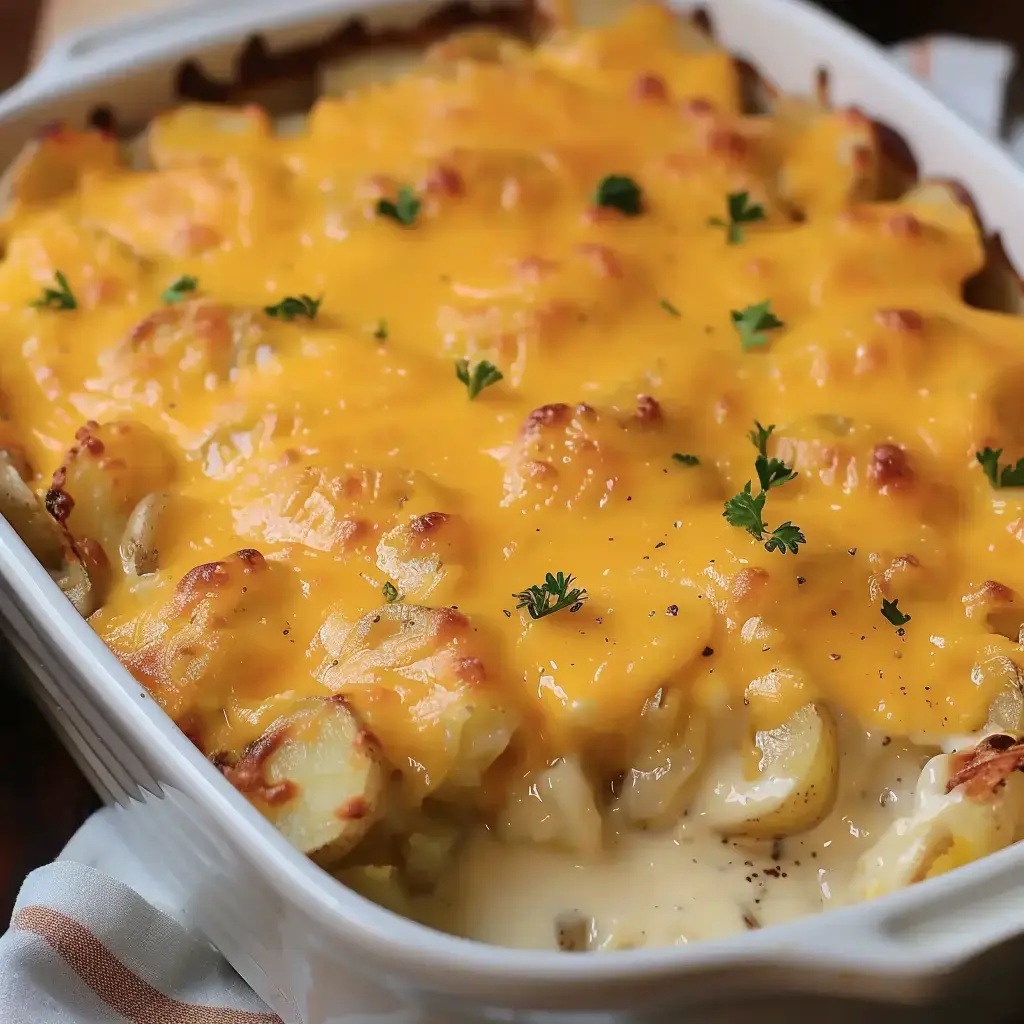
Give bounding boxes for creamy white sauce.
[401,726,931,949]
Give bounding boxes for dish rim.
[2,0,1024,996]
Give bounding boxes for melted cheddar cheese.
[4,0,1024,947]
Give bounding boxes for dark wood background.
[0,0,1023,925]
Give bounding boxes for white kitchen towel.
[0,31,1021,1024]
[0,810,279,1022]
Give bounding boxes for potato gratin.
[4,0,1024,950]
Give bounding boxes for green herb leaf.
[755,455,797,492]
[672,453,699,466]
[881,597,911,626]
[513,571,587,620]
[30,271,77,311]
[764,522,805,555]
[161,275,198,304]
[455,358,503,399]
[977,447,1001,487]
[723,482,767,539]
[264,294,321,321]
[594,174,642,216]
[660,298,681,318]
[731,299,784,351]
[376,185,421,226]
[373,318,388,341]
[748,421,775,457]
[725,427,803,553]
[976,446,1024,488]
[382,581,400,603]
[708,191,766,244]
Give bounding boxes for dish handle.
[23,0,361,95]
[786,844,1024,1002]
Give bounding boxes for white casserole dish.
[5,1,1024,1020]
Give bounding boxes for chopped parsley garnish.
[594,174,642,216]
[514,572,587,619]
[709,191,765,244]
[756,455,797,492]
[723,421,804,555]
[373,318,388,341]
[976,446,1024,488]
[731,299,784,351]
[763,522,806,555]
[382,581,400,603]
[161,275,198,304]
[376,185,421,226]
[455,358,503,399]
[264,294,321,321]
[660,299,681,318]
[881,597,911,626]
[672,453,699,466]
[30,271,76,311]
[748,420,775,457]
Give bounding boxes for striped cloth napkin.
[0,33,1021,1023]
[0,808,280,1022]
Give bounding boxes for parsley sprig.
[264,294,321,321]
[709,191,765,244]
[672,453,699,466]
[723,421,805,555]
[732,299,784,351]
[373,318,388,341]
[881,597,911,626]
[30,271,76,311]
[748,421,774,456]
[377,185,421,226]
[455,358,503,399]
[514,572,587,619]
[161,275,198,304]
[976,447,1024,489]
[594,175,643,216]
[382,581,401,603]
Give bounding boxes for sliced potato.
[318,603,515,804]
[853,744,1024,901]
[226,696,387,867]
[616,688,706,828]
[0,451,99,616]
[0,454,64,569]
[375,511,466,601]
[425,29,528,66]
[702,703,839,839]
[318,48,424,98]
[0,127,121,225]
[48,420,176,574]
[118,491,170,576]
[400,825,461,894]
[51,546,98,618]
[984,656,1024,734]
[500,756,603,855]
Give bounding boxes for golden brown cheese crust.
[1,0,1024,871]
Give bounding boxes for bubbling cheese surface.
[2,1,1024,948]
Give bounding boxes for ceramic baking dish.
[4,1,1024,1021]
